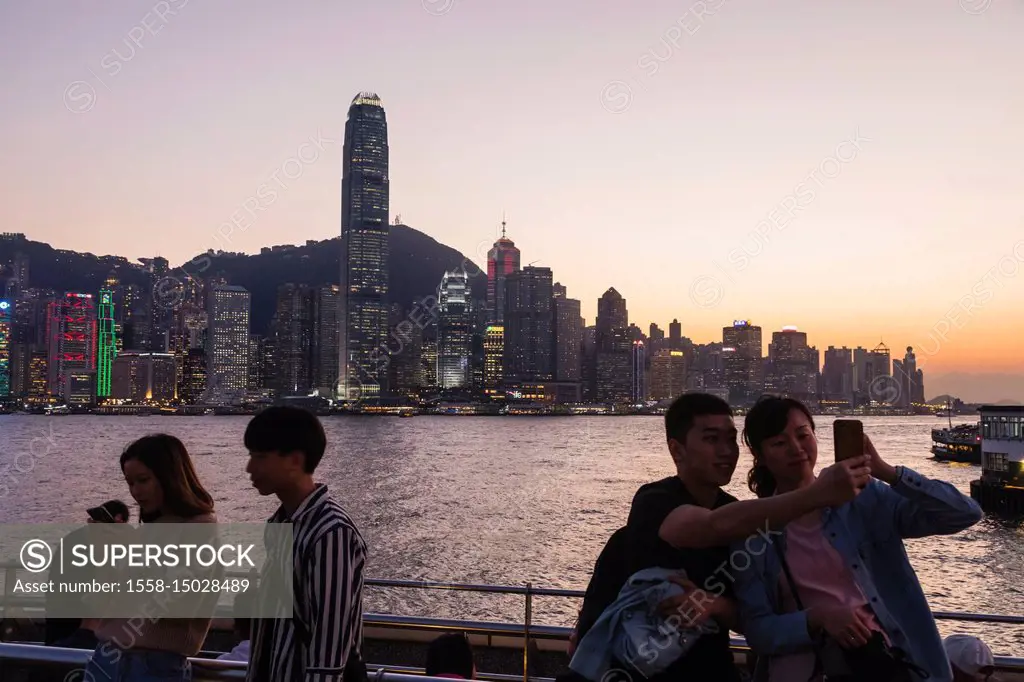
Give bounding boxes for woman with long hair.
[731,396,982,682]
[84,434,216,682]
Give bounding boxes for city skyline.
[1,229,1020,403]
[2,1,1022,390]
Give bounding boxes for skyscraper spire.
[501,211,507,239]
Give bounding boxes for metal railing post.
[523,582,532,682]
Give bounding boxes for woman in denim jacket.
[731,397,983,682]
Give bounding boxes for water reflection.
[0,414,1019,653]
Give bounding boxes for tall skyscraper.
[487,220,521,323]
[722,320,763,407]
[822,346,854,404]
[437,269,473,389]
[47,293,98,401]
[97,288,117,398]
[503,266,553,383]
[206,285,251,404]
[650,349,687,401]
[766,326,816,403]
[631,339,647,403]
[893,346,925,407]
[340,92,390,400]
[273,284,315,396]
[0,299,10,398]
[552,283,583,383]
[669,319,682,350]
[483,324,504,398]
[312,285,341,395]
[595,288,631,403]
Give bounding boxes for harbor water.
[0,414,1020,654]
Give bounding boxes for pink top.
[769,512,885,682]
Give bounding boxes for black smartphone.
[833,419,864,462]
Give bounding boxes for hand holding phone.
[833,419,864,462]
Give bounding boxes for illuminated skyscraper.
[487,220,521,324]
[47,293,97,401]
[0,299,10,398]
[766,326,816,403]
[483,324,504,398]
[437,269,473,389]
[206,285,251,404]
[97,288,117,398]
[339,92,390,400]
[722,320,763,407]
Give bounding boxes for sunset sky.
[2,0,1022,400]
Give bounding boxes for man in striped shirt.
[243,406,368,682]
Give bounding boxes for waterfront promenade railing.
[2,569,1022,680]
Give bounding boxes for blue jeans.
[83,644,192,681]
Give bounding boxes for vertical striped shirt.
[247,484,367,682]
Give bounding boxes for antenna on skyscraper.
[394,214,402,225]
[501,211,507,239]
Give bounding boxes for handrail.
[362,577,1024,625]
[0,642,557,682]
[3,567,1022,676]
[3,563,1020,626]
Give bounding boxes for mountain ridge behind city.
[0,225,487,336]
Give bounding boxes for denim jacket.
[569,567,718,682]
[731,467,983,682]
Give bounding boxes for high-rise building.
[273,284,315,396]
[339,92,390,400]
[648,323,665,354]
[669,319,682,350]
[822,346,854,405]
[486,220,521,323]
[483,324,504,398]
[650,349,687,401]
[631,339,647,403]
[722,320,763,406]
[111,352,177,402]
[206,285,250,404]
[97,288,117,398]
[552,283,583,383]
[581,325,597,401]
[595,288,631,403]
[690,342,726,392]
[389,308,424,396]
[247,335,265,392]
[766,327,816,403]
[0,299,10,398]
[26,349,48,402]
[871,342,891,378]
[503,266,553,383]
[437,270,473,389]
[47,293,98,401]
[180,348,207,404]
[893,346,925,407]
[312,285,341,395]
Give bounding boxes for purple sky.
[2,0,1023,400]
